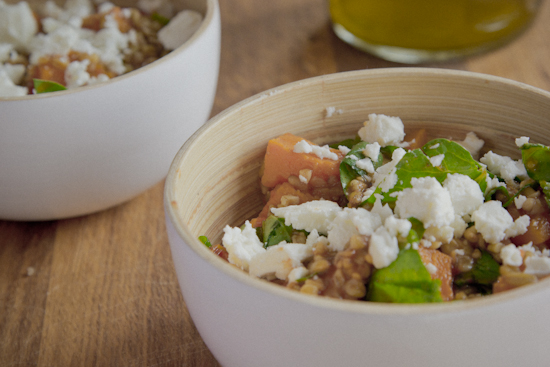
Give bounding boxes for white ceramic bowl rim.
[165,67,550,316]
[0,0,217,101]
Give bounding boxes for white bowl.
[165,68,550,367]
[0,0,220,220]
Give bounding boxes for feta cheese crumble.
[358,113,406,147]
[480,151,528,182]
[222,221,266,272]
[293,140,339,160]
[394,177,454,228]
[271,200,342,234]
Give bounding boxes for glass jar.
[328,0,541,64]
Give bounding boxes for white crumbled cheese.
[271,200,342,234]
[453,249,465,256]
[1,63,25,84]
[423,225,454,245]
[485,174,505,194]
[293,140,339,161]
[87,73,110,85]
[158,10,203,50]
[59,0,93,19]
[0,68,27,97]
[0,44,14,63]
[514,195,528,210]
[394,176,455,228]
[370,195,393,223]
[29,24,85,65]
[429,154,445,167]
[425,263,438,275]
[97,2,116,13]
[358,113,406,147]
[450,215,468,239]
[458,131,485,159]
[355,158,375,173]
[500,244,523,267]
[443,173,484,217]
[429,143,440,150]
[222,221,265,271]
[505,214,530,238]
[471,201,513,243]
[519,242,536,254]
[65,59,91,88]
[288,266,309,283]
[248,242,313,280]
[515,136,530,147]
[0,1,38,52]
[383,215,412,238]
[371,148,406,193]
[524,256,550,275]
[306,229,329,248]
[338,145,351,155]
[363,142,381,161]
[327,207,383,251]
[368,226,399,269]
[480,151,528,182]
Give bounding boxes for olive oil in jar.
[329,0,540,63]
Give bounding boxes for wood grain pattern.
[1,0,550,366]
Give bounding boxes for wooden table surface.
[2,1,550,366]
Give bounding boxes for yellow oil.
[329,0,538,54]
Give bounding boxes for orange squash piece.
[250,182,316,227]
[511,214,550,246]
[418,247,454,301]
[406,128,428,150]
[260,133,344,188]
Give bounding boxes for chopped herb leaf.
[402,218,425,248]
[367,249,443,303]
[198,235,212,248]
[521,143,550,205]
[33,79,67,94]
[521,143,550,181]
[454,251,500,291]
[151,12,170,26]
[262,215,293,248]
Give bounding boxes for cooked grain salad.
[0,0,202,96]
[201,114,550,303]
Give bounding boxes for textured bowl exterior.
[165,68,550,367]
[0,0,220,220]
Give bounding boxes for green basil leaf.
[521,143,550,182]
[541,181,550,207]
[403,218,425,248]
[34,79,67,94]
[262,215,293,248]
[367,249,443,303]
[198,235,212,248]
[454,251,500,289]
[422,139,488,193]
[151,12,170,26]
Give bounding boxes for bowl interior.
[166,67,550,306]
